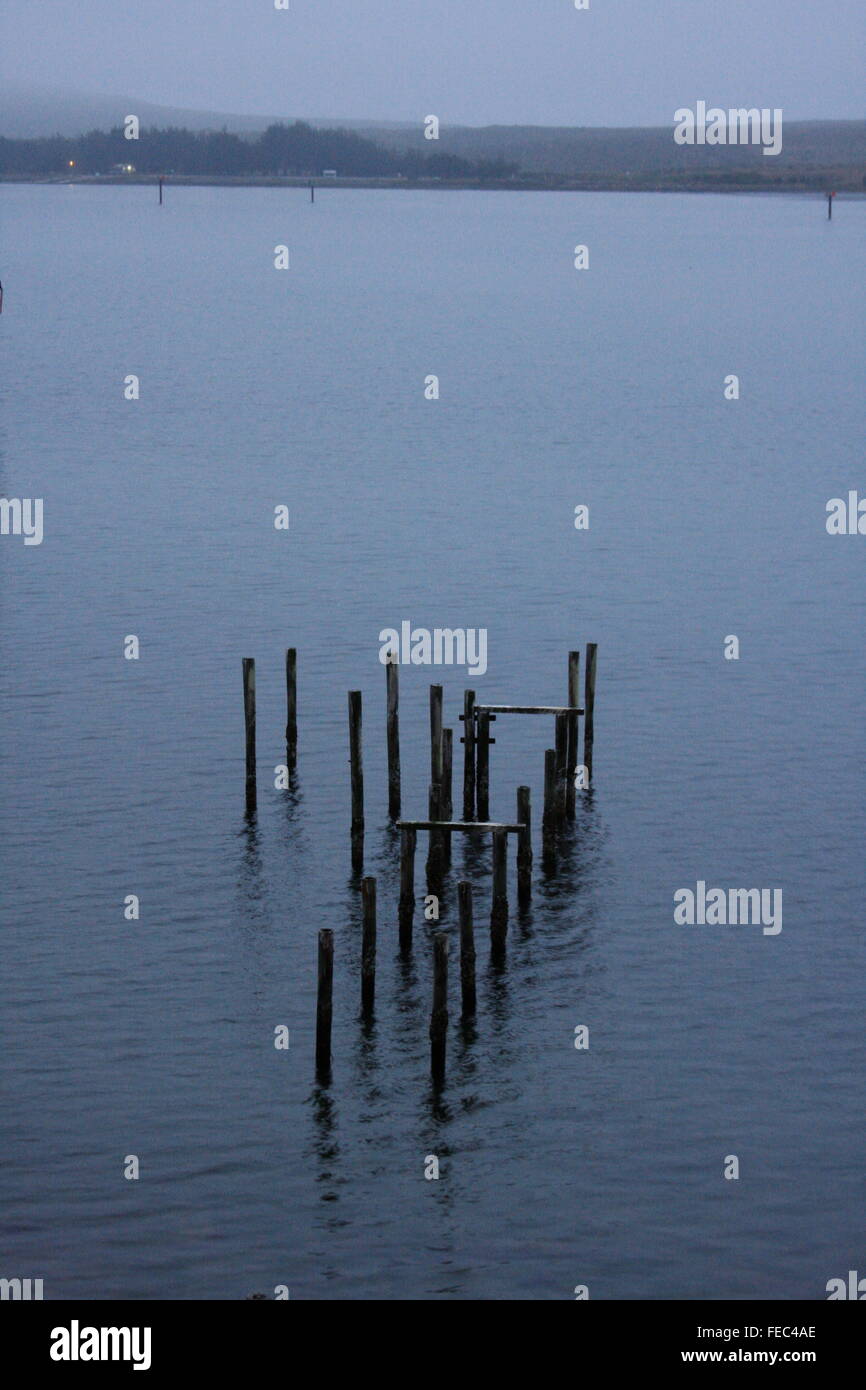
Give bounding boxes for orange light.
[68,160,75,167]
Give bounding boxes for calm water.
[1,184,863,1300]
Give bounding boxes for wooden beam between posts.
[397,821,522,833]
[475,705,584,715]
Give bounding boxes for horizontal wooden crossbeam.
[474,705,584,716]
[397,821,523,833]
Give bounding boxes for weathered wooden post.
[426,782,445,883]
[399,827,416,949]
[566,650,580,818]
[361,876,376,1015]
[583,643,597,785]
[285,647,297,771]
[158,176,164,205]
[554,712,569,820]
[458,881,476,1017]
[310,181,315,203]
[348,691,364,870]
[242,658,256,813]
[516,785,532,901]
[316,928,334,1075]
[461,690,476,820]
[542,747,556,852]
[430,684,443,787]
[386,655,400,819]
[430,933,449,1081]
[490,826,508,947]
[476,710,491,821]
[442,728,453,866]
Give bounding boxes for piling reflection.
[235,812,270,929]
[307,1082,341,1209]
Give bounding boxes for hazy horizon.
[2,79,862,134]
[2,0,863,127]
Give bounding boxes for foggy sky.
[2,0,863,126]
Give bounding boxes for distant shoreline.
[4,173,863,195]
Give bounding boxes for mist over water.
[1,184,863,1299]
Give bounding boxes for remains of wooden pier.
[395,807,525,951]
[462,647,597,821]
[240,642,598,1081]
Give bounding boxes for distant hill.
[1,86,863,188]
[0,84,408,139]
[369,119,866,178]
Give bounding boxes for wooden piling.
[386,656,400,819]
[348,691,364,870]
[458,881,476,1017]
[566,650,580,818]
[316,928,334,1075]
[285,647,297,770]
[554,711,569,820]
[516,785,532,901]
[542,756,556,828]
[398,827,416,949]
[361,877,376,1015]
[827,191,833,219]
[430,684,444,787]
[310,181,315,203]
[442,728,453,866]
[242,658,256,812]
[158,176,163,205]
[426,782,445,882]
[462,690,476,820]
[490,826,508,946]
[476,710,491,821]
[583,643,597,785]
[430,933,449,1080]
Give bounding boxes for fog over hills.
[0,84,411,138]
[2,85,864,184]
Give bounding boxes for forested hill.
[2,114,863,190]
[0,121,516,180]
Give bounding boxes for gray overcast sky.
[3,0,863,125]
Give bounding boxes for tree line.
[0,121,519,180]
